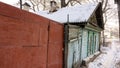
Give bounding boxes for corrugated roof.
[36,3,99,23]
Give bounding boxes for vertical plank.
[47,21,63,68]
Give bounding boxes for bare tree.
[61,0,81,7]
[22,0,51,12]
[20,0,81,11]
[29,0,46,11]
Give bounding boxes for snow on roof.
[36,3,99,23]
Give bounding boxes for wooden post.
[64,14,69,68]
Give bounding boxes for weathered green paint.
[87,31,93,55]
[79,28,83,61]
[94,33,97,53]
[67,39,81,68]
[67,42,73,68]
[86,29,100,57]
[81,29,88,59]
[67,27,82,68]
[66,25,101,68]
[92,32,94,54]
[87,31,89,56]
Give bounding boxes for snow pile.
[88,40,120,68]
[88,47,114,68]
[36,3,99,23]
[111,42,120,68]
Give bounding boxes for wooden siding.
[67,27,82,68]
[66,24,101,68]
[47,21,64,68]
[81,29,88,59]
[67,40,81,68]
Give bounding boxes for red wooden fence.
[0,2,64,68]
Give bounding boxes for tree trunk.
[61,0,66,7]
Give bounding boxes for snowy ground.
[88,39,120,68]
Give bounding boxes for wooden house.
[0,2,104,68]
[65,3,104,68]
[37,2,104,68]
